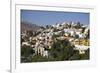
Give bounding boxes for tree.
[69,51,80,60]
[80,49,90,60]
[75,21,81,29]
[50,39,75,61]
[31,55,49,62]
[46,25,50,29]
[75,34,79,39]
[21,46,33,62]
[69,49,90,60]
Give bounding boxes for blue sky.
[21,10,89,26]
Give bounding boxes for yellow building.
[74,39,89,46]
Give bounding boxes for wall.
[0,0,100,73]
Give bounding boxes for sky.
[21,10,90,26]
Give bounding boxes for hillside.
[21,21,41,32]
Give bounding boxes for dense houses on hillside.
[21,21,90,58]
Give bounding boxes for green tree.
[21,46,33,62]
[50,39,75,61]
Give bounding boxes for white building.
[43,50,48,57]
[74,45,89,54]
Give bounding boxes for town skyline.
[21,9,90,62]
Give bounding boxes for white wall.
[0,0,100,73]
